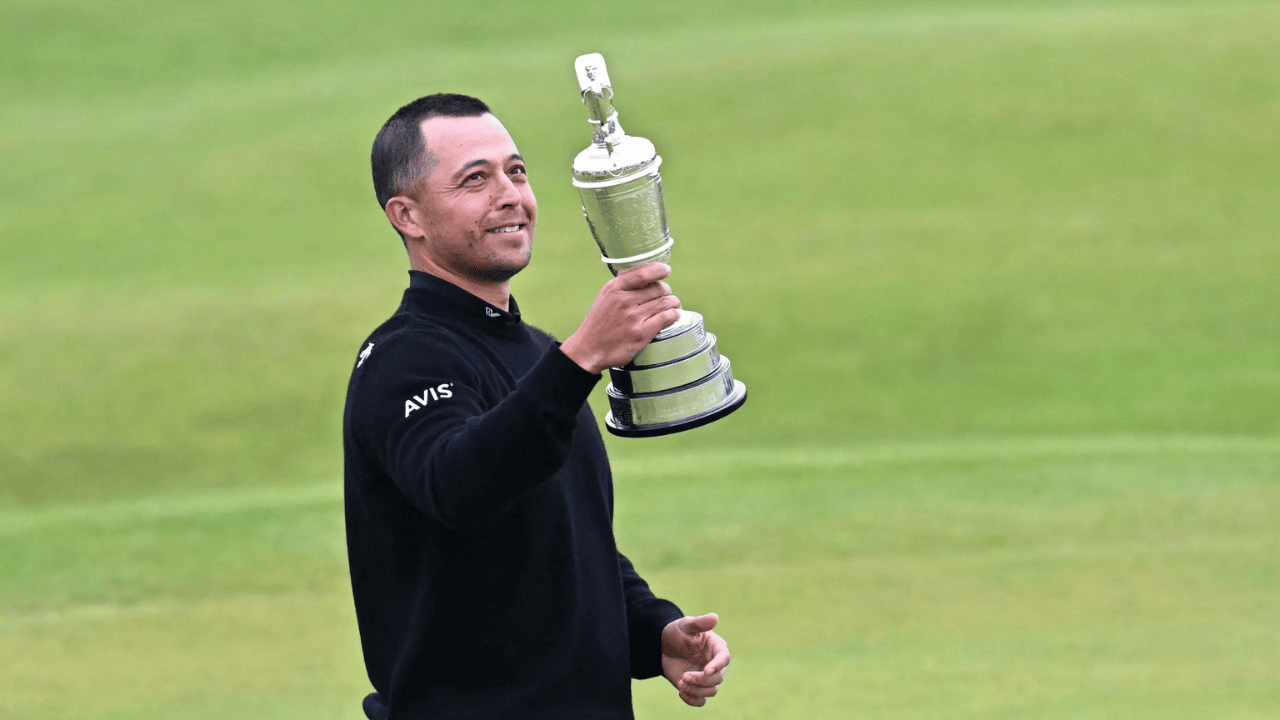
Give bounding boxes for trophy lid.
[572,136,659,186]
[572,53,660,185]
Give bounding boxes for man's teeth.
[490,225,521,233]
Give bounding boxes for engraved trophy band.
[571,53,747,437]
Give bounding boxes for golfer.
[342,93,731,719]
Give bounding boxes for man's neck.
[410,262,511,311]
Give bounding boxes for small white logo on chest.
[404,383,455,417]
[485,307,501,318]
[357,342,374,368]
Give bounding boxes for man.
[343,93,731,719]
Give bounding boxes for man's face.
[409,114,537,282]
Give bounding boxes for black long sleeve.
[342,273,681,719]
[352,328,598,531]
[618,552,682,679]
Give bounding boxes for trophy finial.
[575,53,623,146]
[575,53,611,97]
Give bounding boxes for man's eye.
[510,165,527,176]
[465,172,485,183]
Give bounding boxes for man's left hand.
[661,613,731,707]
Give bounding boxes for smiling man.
[342,94,731,719]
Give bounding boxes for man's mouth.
[487,224,526,234]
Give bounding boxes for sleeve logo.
[405,383,455,417]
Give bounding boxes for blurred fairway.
[2,0,1278,717]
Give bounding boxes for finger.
[614,263,671,290]
[685,669,726,687]
[635,292,681,318]
[678,680,720,699]
[626,281,673,306]
[703,642,731,675]
[682,613,719,634]
[640,307,681,336]
[679,690,707,707]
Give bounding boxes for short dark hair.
[371,93,491,210]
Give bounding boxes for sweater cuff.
[629,599,684,680]
[519,345,601,422]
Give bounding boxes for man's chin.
[474,267,522,283]
[472,255,531,283]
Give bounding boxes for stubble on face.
[424,213,532,283]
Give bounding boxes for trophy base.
[605,380,747,438]
[601,310,747,438]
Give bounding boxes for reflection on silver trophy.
[571,53,748,437]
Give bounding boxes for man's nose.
[493,173,523,208]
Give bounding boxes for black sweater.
[342,271,682,719]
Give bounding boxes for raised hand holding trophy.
[571,53,747,437]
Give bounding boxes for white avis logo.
[404,383,455,417]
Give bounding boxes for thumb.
[682,613,719,635]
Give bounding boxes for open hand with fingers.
[661,613,731,707]
[560,263,682,374]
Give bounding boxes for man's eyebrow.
[456,154,525,177]
[456,159,491,176]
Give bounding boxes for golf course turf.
[2,1,1278,717]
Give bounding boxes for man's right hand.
[560,263,682,375]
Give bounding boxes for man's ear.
[384,196,426,241]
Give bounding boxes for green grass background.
[2,0,1278,717]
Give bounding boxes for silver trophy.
[571,53,747,437]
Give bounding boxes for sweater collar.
[403,271,524,335]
